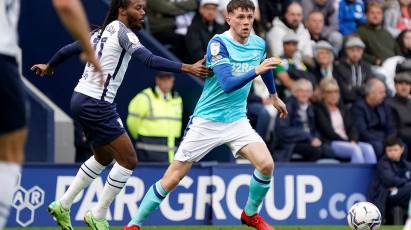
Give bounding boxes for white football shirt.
[0,0,20,58]
[74,20,143,103]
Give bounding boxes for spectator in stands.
[315,78,377,163]
[305,10,342,55]
[302,1,343,54]
[127,72,182,163]
[274,79,333,162]
[267,1,313,58]
[368,137,411,219]
[308,40,335,84]
[357,3,401,66]
[388,72,411,160]
[247,80,277,143]
[338,0,366,36]
[351,78,397,158]
[185,0,225,63]
[146,0,197,61]
[384,0,411,38]
[274,32,316,98]
[334,36,375,105]
[259,0,280,31]
[397,29,411,58]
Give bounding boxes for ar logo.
[12,174,45,227]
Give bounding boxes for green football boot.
[48,201,73,230]
[84,210,110,230]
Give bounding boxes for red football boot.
[240,210,274,230]
[123,225,140,230]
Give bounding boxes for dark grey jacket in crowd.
[351,98,396,142]
[368,154,411,217]
[388,94,411,141]
[147,0,197,34]
[185,13,226,63]
[334,58,375,104]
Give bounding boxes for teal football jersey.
[193,31,266,122]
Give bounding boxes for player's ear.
[226,15,231,25]
[118,6,127,17]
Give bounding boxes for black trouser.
[387,183,411,208]
[294,142,322,162]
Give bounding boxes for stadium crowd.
[130,0,411,164]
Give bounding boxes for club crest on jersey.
[210,42,220,56]
[106,25,116,35]
[211,55,223,62]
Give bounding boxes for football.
[347,201,382,230]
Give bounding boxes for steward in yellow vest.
[127,72,182,163]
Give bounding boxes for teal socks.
[128,181,168,227]
[244,169,272,216]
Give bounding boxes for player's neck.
[229,29,248,44]
[118,17,130,28]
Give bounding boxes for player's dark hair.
[384,136,404,148]
[226,0,255,13]
[99,0,131,36]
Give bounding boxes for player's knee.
[258,158,274,176]
[162,176,180,191]
[123,153,138,170]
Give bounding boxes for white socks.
[404,217,411,230]
[0,162,20,230]
[60,156,105,209]
[57,156,133,220]
[92,163,132,220]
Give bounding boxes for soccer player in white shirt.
[31,0,210,229]
[0,0,102,229]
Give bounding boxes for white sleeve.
[117,23,144,55]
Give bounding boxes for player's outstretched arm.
[214,57,281,94]
[132,48,211,77]
[31,41,82,76]
[52,0,102,73]
[181,57,212,77]
[259,59,288,118]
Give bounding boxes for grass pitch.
[4,226,404,230]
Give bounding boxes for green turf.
[4,226,403,230]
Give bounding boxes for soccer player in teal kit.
[124,0,288,229]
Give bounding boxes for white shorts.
[174,117,264,162]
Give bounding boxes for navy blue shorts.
[0,54,27,134]
[70,92,125,146]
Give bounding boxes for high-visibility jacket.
[126,87,182,162]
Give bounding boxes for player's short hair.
[227,0,255,13]
[384,136,404,148]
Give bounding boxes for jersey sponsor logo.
[210,42,220,56]
[232,62,254,73]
